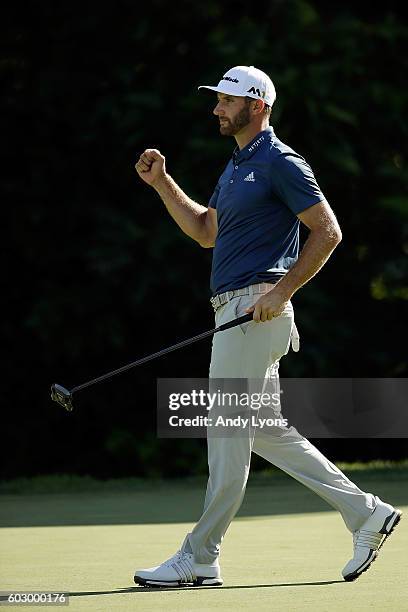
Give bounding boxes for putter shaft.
[51,312,253,409]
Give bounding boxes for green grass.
[1,460,408,494]
[1,511,407,611]
[0,464,407,610]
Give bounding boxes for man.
[133,66,401,587]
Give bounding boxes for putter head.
[51,383,74,411]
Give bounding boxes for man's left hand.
[245,288,290,322]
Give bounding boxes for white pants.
[187,290,376,564]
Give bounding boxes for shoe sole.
[134,575,223,588]
[343,509,402,582]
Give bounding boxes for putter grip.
[217,312,253,332]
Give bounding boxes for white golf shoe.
[342,496,402,582]
[134,549,223,588]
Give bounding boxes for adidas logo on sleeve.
[244,171,255,182]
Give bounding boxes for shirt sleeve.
[209,182,221,209]
[270,154,325,215]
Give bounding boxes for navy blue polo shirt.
[209,126,325,296]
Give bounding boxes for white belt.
[210,283,276,313]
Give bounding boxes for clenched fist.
[135,149,166,187]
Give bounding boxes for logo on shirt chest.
[244,171,255,182]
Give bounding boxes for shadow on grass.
[65,579,344,598]
[0,468,407,528]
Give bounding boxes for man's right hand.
[135,149,166,188]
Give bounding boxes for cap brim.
[198,84,245,97]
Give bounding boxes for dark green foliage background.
[2,1,407,478]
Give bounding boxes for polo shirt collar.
[233,126,275,163]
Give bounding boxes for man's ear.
[252,99,265,115]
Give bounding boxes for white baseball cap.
[198,65,276,107]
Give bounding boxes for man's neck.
[234,121,270,150]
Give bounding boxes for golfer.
[134,66,401,587]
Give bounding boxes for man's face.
[213,94,251,136]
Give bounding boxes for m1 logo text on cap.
[247,86,266,98]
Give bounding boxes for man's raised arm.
[135,148,217,248]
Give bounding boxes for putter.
[51,312,253,411]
